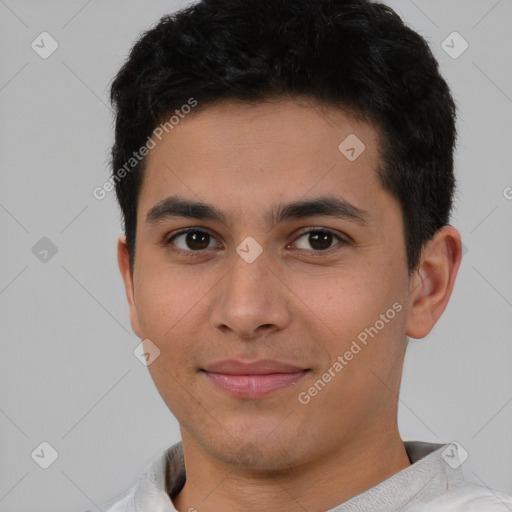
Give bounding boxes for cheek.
[303,270,382,326]
[311,271,404,358]
[135,272,203,408]
[133,267,201,347]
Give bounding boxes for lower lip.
[203,371,308,398]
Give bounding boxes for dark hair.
[109,0,457,275]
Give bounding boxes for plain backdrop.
[0,1,511,511]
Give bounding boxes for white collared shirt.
[90,440,512,511]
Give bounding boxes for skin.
[117,97,462,512]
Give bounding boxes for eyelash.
[163,227,349,257]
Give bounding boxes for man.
[96,0,512,510]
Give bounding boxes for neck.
[173,427,411,512]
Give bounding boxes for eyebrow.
[145,194,371,227]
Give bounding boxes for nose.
[208,246,291,340]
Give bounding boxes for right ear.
[117,235,142,338]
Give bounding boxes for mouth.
[200,359,311,399]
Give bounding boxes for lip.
[203,359,307,375]
[201,359,310,398]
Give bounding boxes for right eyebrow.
[146,195,229,225]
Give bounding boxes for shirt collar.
[132,440,464,512]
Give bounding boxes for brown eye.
[293,229,347,252]
[308,231,334,250]
[167,229,217,252]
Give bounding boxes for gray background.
[0,0,511,511]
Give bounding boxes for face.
[119,98,418,470]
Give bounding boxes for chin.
[201,430,307,472]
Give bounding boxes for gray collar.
[132,440,464,512]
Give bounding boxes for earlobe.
[117,235,142,338]
[405,226,462,339]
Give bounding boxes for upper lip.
[202,359,308,375]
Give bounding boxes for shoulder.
[81,488,135,512]
[410,481,512,511]
[101,490,136,512]
[81,443,182,512]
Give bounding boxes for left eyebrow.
[269,195,372,227]
[145,194,372,228]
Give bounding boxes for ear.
[117,235,142,338]
[405,225,462,339]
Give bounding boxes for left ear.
[405,225,462,339]
[117,235,143,339]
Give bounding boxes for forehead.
[138,98,389,226]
